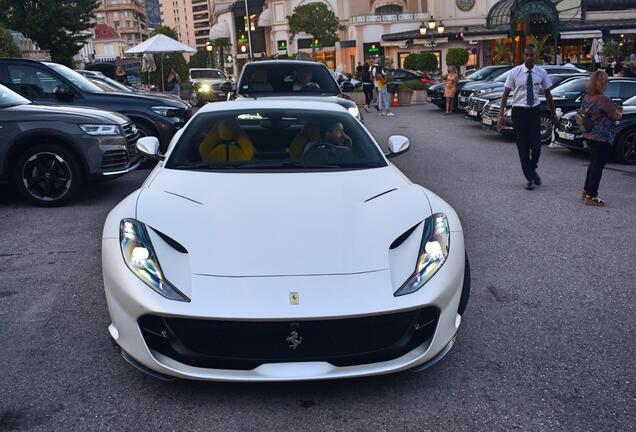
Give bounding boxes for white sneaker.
[379,112,386,116]
[387,112,395,116]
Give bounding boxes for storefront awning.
[610,28,636,34]
[560,30,602,39]
[257,8,271,27]
[464,34,508,41]
[209,22,230,40]
[380,40,407,47]
[413,37,448,45]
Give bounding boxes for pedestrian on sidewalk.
[361,64,374,113]
[444,65,459,115]
[371,58,383,111]
[497,45,557,190]
[580,70,623,206]
[375,69,393,116]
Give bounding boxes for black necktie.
[527,70,534,107]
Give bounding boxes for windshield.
[190,69,227,80]
[469,66,505,81]
[495,70,511,82]
[237,63,340,96]
[551,78,587,97]
[624,94,636,106]
[46,63,104,93]
[166,109,387,171]
[0,83,30,107]
[100,76,133,92]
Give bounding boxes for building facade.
[94,0,150,48]
[159,0,214,50]
[92,23,128,61]
[209,0,636,75]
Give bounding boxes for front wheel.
[614,129,636,164]
[539,114,553,146]
[13,143,83,207]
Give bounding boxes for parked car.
[387,69,436,86]
[464,73,588,122]
[225,60,361,120]
[555,94,636,164]
[457,65,588,112]
[426,65,513,111]
[188,68,230,107]
[0,59,190,152]
[0,83,139,206]
[480,76,636,145]
[332,70,362,89]
[103,99,470,381]
[82,71,187,105]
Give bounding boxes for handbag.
[574,102,596,132]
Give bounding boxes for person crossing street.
[497,45,558,190]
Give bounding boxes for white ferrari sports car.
[102,99,470,382]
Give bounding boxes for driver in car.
[303,121,354,164]
[293,68,320,91]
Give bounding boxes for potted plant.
[347,86,366,106]
[398,84,413,105]
[403,80,428,104]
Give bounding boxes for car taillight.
[420,77,430,84]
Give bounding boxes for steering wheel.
[302,82,320,90]
[303,141,338,158]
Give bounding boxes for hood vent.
[364,188,397,203]
[164,190,203,205]
[150,227,188,254]
[389,222,421,250]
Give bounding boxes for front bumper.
[102,232,467,381]
[480,113,514,135]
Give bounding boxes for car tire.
[458,253,471,316]
[539,114,553,146]
[13,143,83,207]
[614,129,636,164]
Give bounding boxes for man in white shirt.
[563,58,577,69]
[497,45,557,190]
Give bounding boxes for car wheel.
[539,114,553,146]
[13,143,83,207]
[614,129,636,164]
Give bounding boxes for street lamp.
[420,16,444,53]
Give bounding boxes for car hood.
[463,81,504,92]
[89,91,186,108]
[7,103,129,124]
[136,167,431,276]
[191,78,227,84]
[236,94,355,108]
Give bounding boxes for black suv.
[427,64,513,111]
[0,59,190,151]
[0,83,139,206]
[481,76,636,145]
[227,60,360,120]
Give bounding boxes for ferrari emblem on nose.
[286,331,302,349]
[289,292,299,305]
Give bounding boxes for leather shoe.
[533,171,542,186]
[525,181,535,190]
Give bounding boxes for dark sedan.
[426,65,513,111]
[387,69,435,86]
[555,97,636,164]
[0,83,139,206]
[480,76,636,145]
[0,59,190,152]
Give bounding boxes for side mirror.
[386,135,410,158]
[340,81,355,92]
[219,81,234,92]
[53,84,73,100]
[136,136,164,160]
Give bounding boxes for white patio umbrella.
[125,34,196,91]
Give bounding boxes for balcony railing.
[349,12,428,24]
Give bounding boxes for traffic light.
[238,34,249,54]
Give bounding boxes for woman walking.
[580,70,622,206]
[444,65,459,115]
[375,68,394,116]
[166,66,181,97]
[361,64,374,113]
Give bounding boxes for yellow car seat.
[199,120,255,162]
[288,121,321,159]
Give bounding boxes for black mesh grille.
[101,150,128,169]
[139,307,439,370]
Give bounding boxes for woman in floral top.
[580,71,623,206]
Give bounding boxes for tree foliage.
[494,40,511,64]
[403,53,438,71]
[529,35,553,64]
[0,25,20,58]
[143,26,189,88]
[287,2,344,59]
[0,0,100,66]
[446,48,469,69]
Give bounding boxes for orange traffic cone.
[391,91,400,107]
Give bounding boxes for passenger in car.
[293,68,320,91]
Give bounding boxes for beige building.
[93,23,128,61]
[159,0,214,50]
[94,0,149,48]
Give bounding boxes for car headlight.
[198,83,211,93]
[79,124,120,135]
[348,106,360,119]
[151,106,181,117]
[394,213,450,297]
[476,88,493,96]
[119,219,189,302]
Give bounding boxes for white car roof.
[195,99,348,115]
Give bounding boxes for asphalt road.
[1,103,635,432]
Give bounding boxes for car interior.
[239,65,339,94]
[167,111,385,168]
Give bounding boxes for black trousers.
[584,139,613,197]
[363,83,373,105]
[511,106,542,182]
